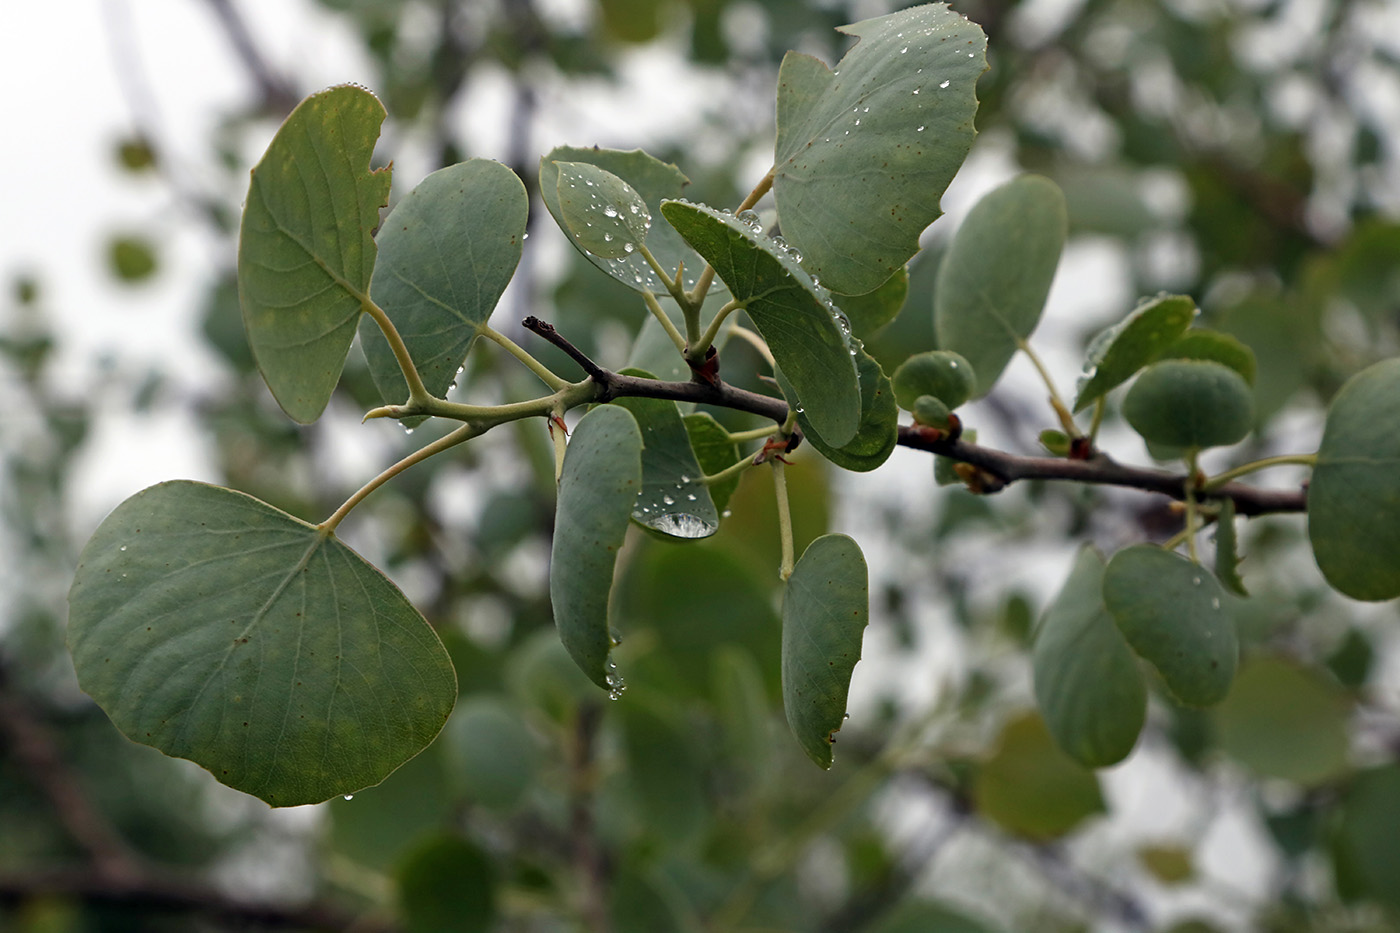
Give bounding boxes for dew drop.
[737,209,760,228]
[940,79,951,89]
[663,495,675,505]
[1211,597,1221,609]
[119,545,128,551]
[1192,576,1202,586]
[603,233,613,242]
[343,795,354,801]
[901,46,908,53]
[623,242,635,253]
[912,88,920,95]
[686,493,697,501]
[916,126,925,132]
[679,474,692,483]
[603,205,618,218]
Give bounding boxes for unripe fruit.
[1122,360,1253,450]
[892,350,976,412]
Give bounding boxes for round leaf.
[66,481,456,806]
[1072,293,1197,412]
[395,835,496,933]
[838,265,909,337]
[1033,548,1147,768]
[933,175,1067,396]
[1102,545,1238,707]
[773,4,986,295]
[440,697,541,810]
[1334,765,1400,910]
[1308,358,1400,600]
[550,405,643,692]
[776,341,899,472]
[361,159,527,413]
[238,86,391,424]
[973,712,1106,840]
[554,161,651,259]
[1122,359,1254,451]
[1214,658,1350,786]
[891,349,976,411]
[1156,329,1257,385]
[781,534,869,768]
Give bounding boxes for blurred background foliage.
[3,0,1400,930]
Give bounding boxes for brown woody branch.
[523,318,1308,517]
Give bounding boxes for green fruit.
[911,395,951,429]
[892,350,976,411]
[1122,360,1253,451]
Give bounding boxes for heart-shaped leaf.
[1308,358,1400,600]
[612,369,719,539]
[1102,545,1238,707]
[238,86,391,424]
[782,534,869,768]
[360,159,527,416]
[1122,360,1254,451]
[773,4,986,295]
[554,161,651,259]
[1072,294,1197,412]
[540,146,705,294]
[1033,547,1147,768]
[661,199,861,446]
[777,341,898,472]
[550,405,643,691]
[933,175,1067,396]
[67,481,456,806]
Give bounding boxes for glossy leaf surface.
[1033,548,1147,768]
[773,4,985,295]
[612,369,719,539]
[661,199,861,446]
[973,712,1105,840]
[777,342,898,471]
[550,405,643,690]
[933,175,1067,396]
[1072,293,1197,412]
[361,159,526,411]
[554,161,651,259]
[238,85,391,423]
[781,534,869,768]
[1123,360,1254,451]
[540,146,703,293]
[1102,546,1238,707]
[67,481,456,806]
[1308,359,1400,600]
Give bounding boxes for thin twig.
[523,316,609,381]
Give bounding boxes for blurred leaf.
[396,834,496,933]
[1214,658,1350,786]
[934,176,1067,396]
[618,697,707,849]
[1072,293,1197,412]
[1138,844,1195,885]
[107,234,159,283]
[613,370,719,539]
[1326,628,1374,689]
[115,135,158,172]
[360,160,526,416]
[892,350,976,411]
[328,742,452,871]
[599,0,662,43]
[1308,359,1400,600]
[781,534,868,768]
[1102,545,1237,707]
[550,405,643,690]
[773,5,985,295]
[661,199,861,445]
[868,899,998,933]
[973,712,1105,839]
[505,629,598,723]
[1333,765,1400,910]
[67,481,456,806]
[441,697,542,810]
[238,85,390,423]
[1033,548,1146,768]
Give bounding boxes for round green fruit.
[1122,359,1253,451]
[911,395,952,429]
[892,350,976,412]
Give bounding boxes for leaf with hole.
[1102,545,1238,707]
[612,369,719,540]
[772,4,985,295]
[1308,358,1400,600]
[781,534,869,768]
[550,405,643,691]
[933,175,1067,396]
[66,481,456,806]
[360,159,527,419]
[238,85,391,424]
[661,199,861,446]
[1033,547,1146,768]
[1072,293,1197,412]
[1123,360,1254,451]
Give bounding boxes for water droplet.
[603,233,613,242]
[343,795,354,801]
[1211,597,1221,609]
[737,209,760,228]
[940,79,951,89]
[603,205,618,218]
[523,232,529,240]
[1192,576,1202,586]
[679,474,691,483]
[623,242,635,253]
[901,47,908,53]
[854,118,861,125]
[119,545,127,551]
[662,494,675,505]
[641,513,717,539]
[795,405,805,414]
[403,426,414,435]
[912,88,920,95]
[686,493,697,501]
[722,509,733,518]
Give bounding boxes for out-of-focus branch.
[202,0,298,113]
[568,703,609,933]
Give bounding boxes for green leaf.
[1138,845,1195,885]
[66,481,456,806]
[618,698,707,849]
[772,4,986,295]
[440,697,541,810]
[682,413,742,513]
[891,349,976,411]
[781,534,869,768]
[613,369,719,539]
[1213,496,1248,597]
[1156,329,1257,385]
[868,900,997,933]
[661,199,861,446]
[1039,429,1071,456]
[1308,359,1400,601]
[107,234,159,283]
[1122,360,1254,451]
[838,266,909,337]
[550,405,643,691]
[360,159,526,414]
[1334,765,1400,909]
[1072,294,1197,412]
[1214,658,1350,786]
[777,342,898,472]
[238,86,391,424]
[1102,545,1238,707]
[973,711,1105,839]
[933,176,1067,396]
[396,835,496,933]
[540,146,704,294]
[554,161,651,259]
[1032,548,1147,768]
